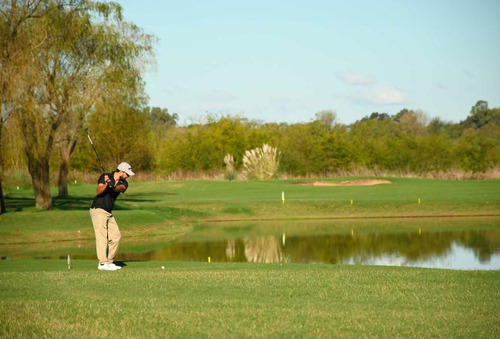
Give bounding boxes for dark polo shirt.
[90,171,128,213]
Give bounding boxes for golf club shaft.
[84,129,106,173]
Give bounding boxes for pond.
[111,217,500,270]
[117,228,500,270]
[3,217,500,270]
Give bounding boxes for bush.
[242,144,281,180]
[224,154,236,181]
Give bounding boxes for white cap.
[117,162,135,177]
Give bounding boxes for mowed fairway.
[1,177,500,338]
[1,177,499,239]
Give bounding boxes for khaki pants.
[89,208,121,265]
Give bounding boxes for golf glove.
[107,179,115,190]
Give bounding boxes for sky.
[117,0,500,125]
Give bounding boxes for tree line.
[65,102,498,178]
[5,100,499,184]
[1,2,499,212]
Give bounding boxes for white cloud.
[338,72,376,85]
[362,86,411,105]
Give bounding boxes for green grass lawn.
[1,178,499,338]
[1,177,499,236]
[1,260,499,338]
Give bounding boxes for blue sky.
[118,0,500,125]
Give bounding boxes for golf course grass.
[1,177,499,241]
[1,260,499,338]
[1,177,499,338]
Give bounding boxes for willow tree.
[52,3,154,197]
[4,0,154,208]
[0,0,50,212]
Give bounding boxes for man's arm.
[96,183,108,195]
[95,174,127,194]
[113,182,127,193]
[95,174,110,195]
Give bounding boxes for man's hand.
[105,174,115,190]
[96,174,113,195]
[96,173,125,195]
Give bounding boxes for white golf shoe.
[108,263,122,270]
[98,263,121,271]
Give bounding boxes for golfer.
[90,162,135,271]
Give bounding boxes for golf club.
[83,128,106,173]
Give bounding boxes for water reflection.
[2,218,499,270]
[243,236,283,263]
[117,228,500,270]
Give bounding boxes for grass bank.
[1,260,499,338]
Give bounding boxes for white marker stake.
[282,191,285,204]
[67,255,71,270]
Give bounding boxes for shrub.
[242,144,281,180]
[224,154,236,181]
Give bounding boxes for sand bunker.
[294,179,392,186]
